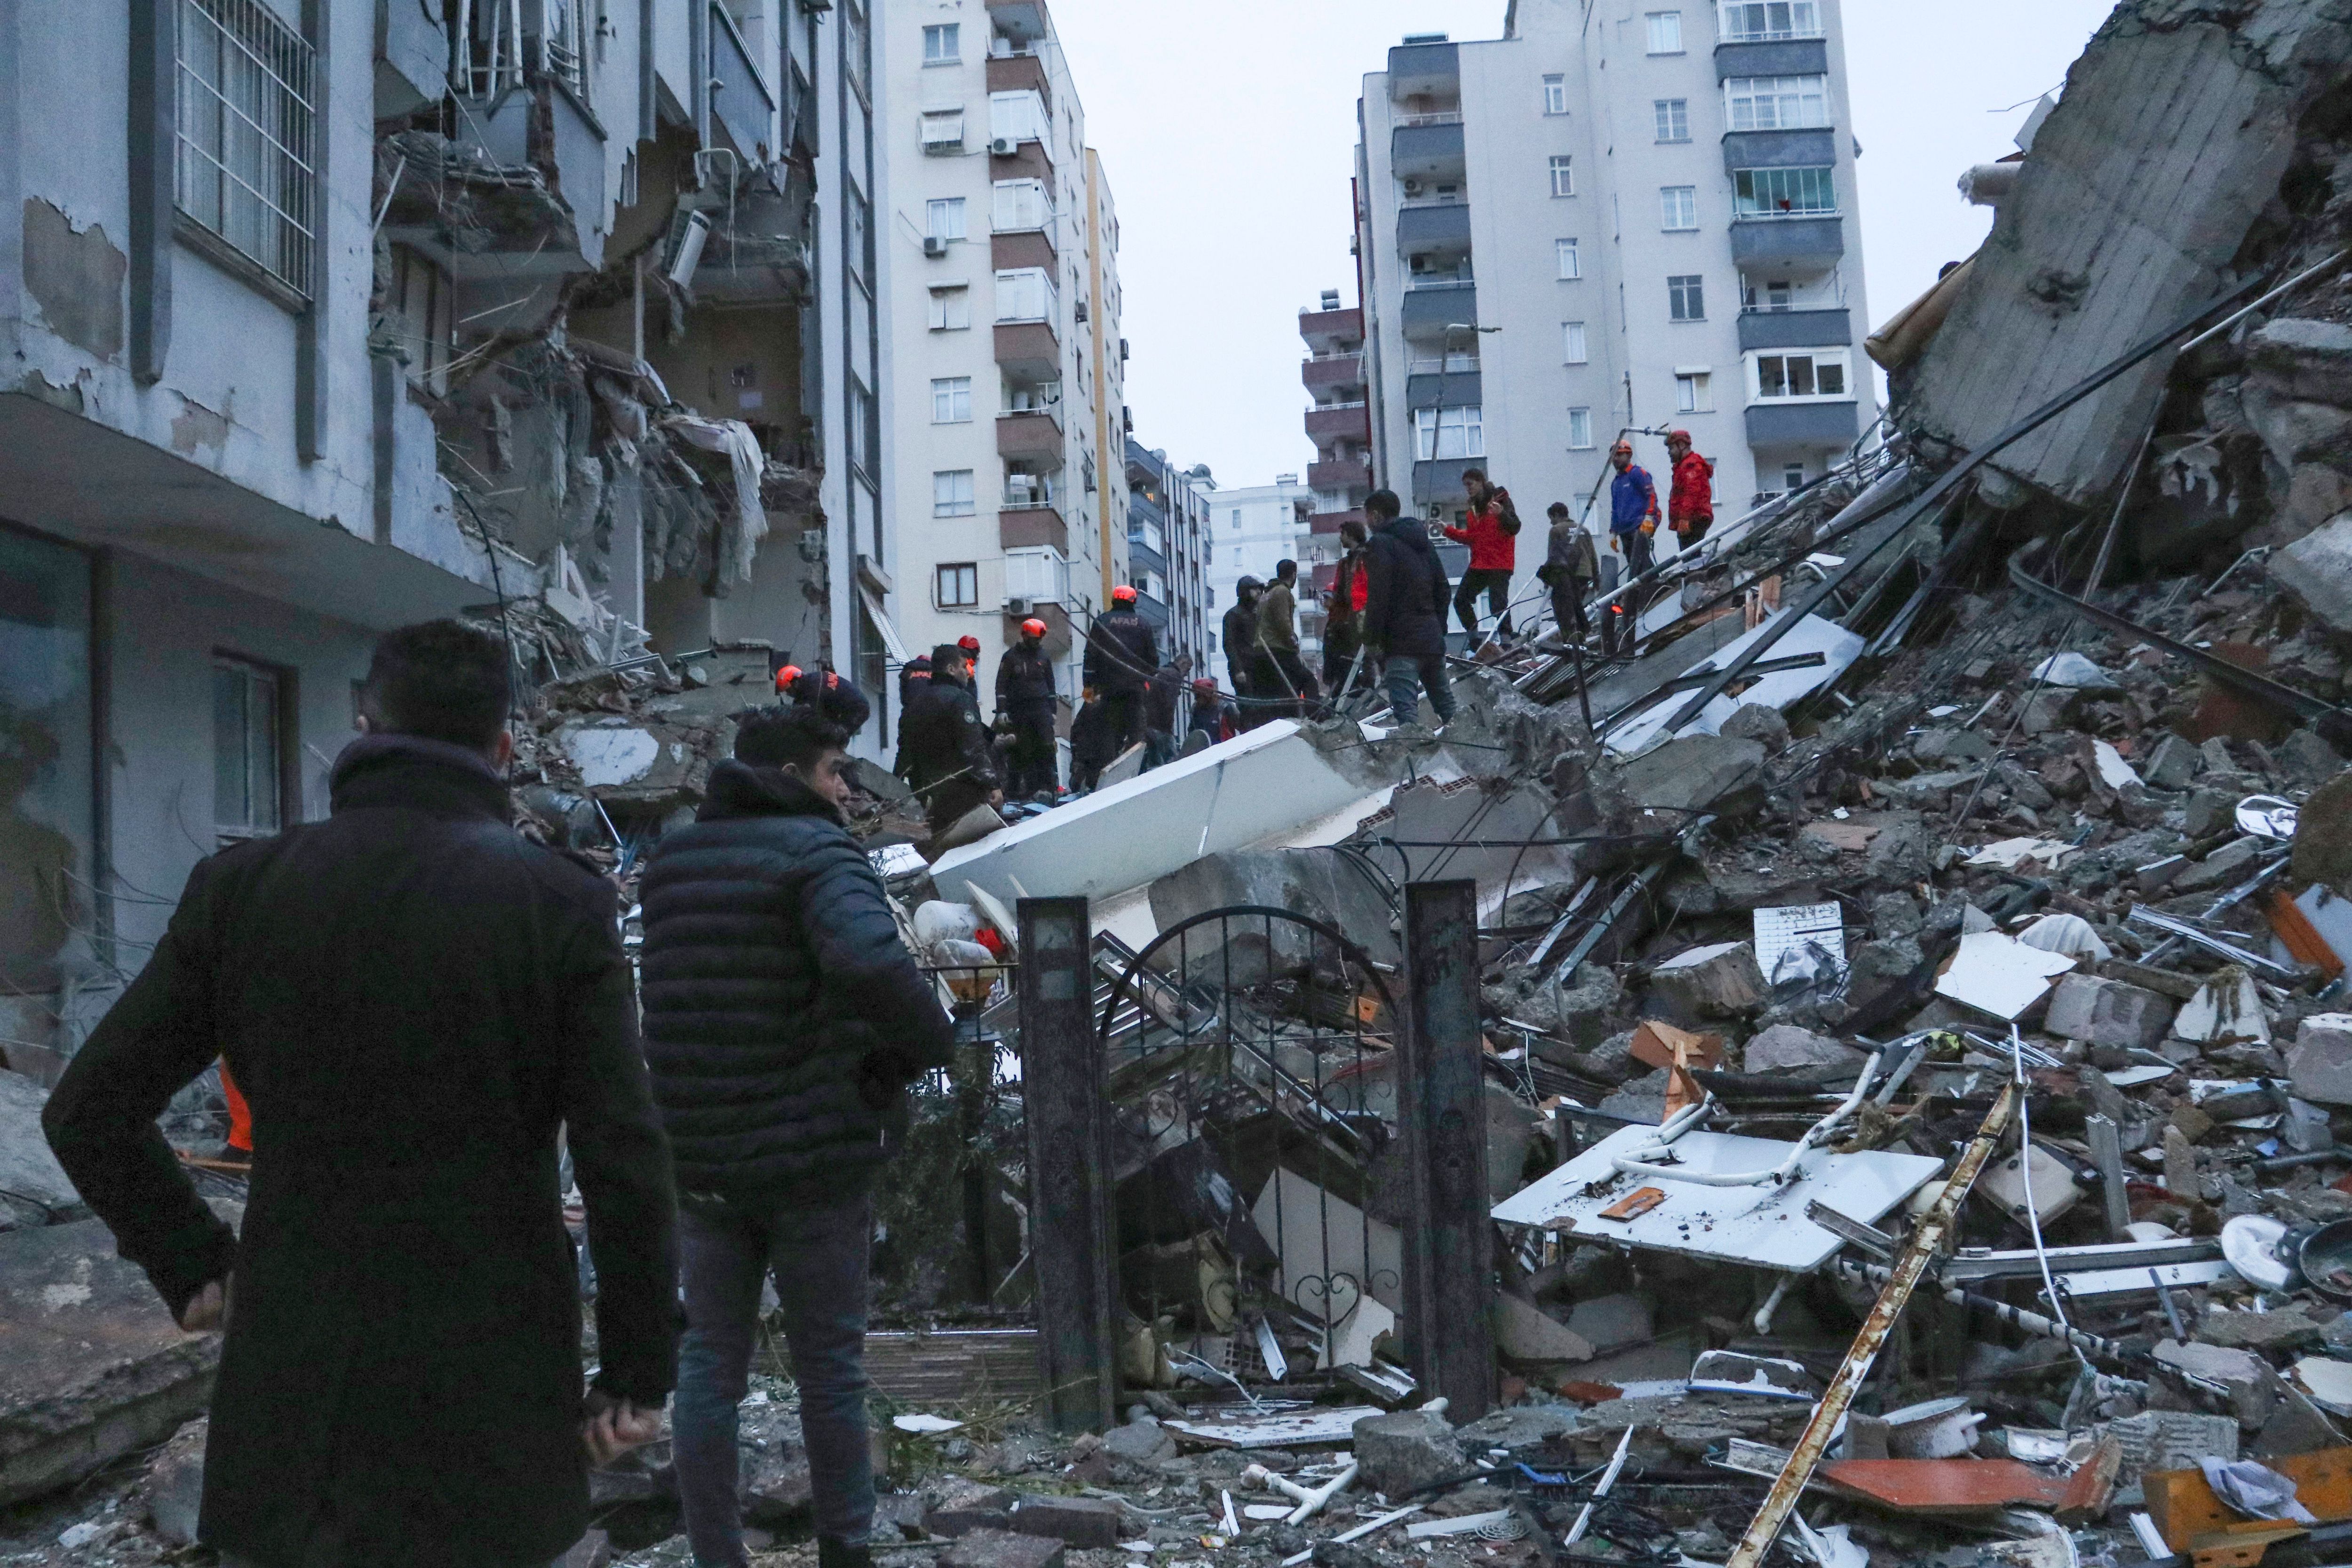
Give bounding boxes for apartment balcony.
[1737,307,1852,351]
[1720,127,1839,176]
[1715,37,1829,78]
[991,137,1053,182]
[992,231,1057,271]
[1398,282,1477,340]
[1730,215,1846,266]
[1406,369,1480,411]
[1397,200,1472,262]
[1745,400,1859,447]
[374,0,451,116]
[1308,457,1373,491]
[1303,352,1366,393]
[1299,306,1363,356]
[987,0,1052,46]
[1413,458,1480,509]
[1001,502,1069,553]
[446,77,609,268]
[1310,509,1367,535]
[995,320,1062,380]
[986,49,1052,113]
[1392,120,1466,181]
[998,407,1065,464]
[708,3,778,162]
[1304,403,1371,446]
[1388,40,1459,101]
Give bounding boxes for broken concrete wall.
[1899,0,2352,508]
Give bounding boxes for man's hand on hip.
[179,1275,232,1333]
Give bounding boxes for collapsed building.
[19,1,2352,1567]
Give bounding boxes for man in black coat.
[42,621,678,1568]
[1360,488,1458,726]
[1068,686,1117,791]
[1221,576,1263,718]
[1142,653,1193,770]
[897,643,1002,836]
[1082,585,1159,756]
[640,680,956,1568]
[994,618,1060,799]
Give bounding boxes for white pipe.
[1243,1460,1359,1526]
[1752,1272,1799,1336]
[1279,1504,1424,1567]
[1611,1054,1882,1189]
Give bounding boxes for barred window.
[175,0,316,301]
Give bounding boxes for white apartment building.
[1356,0,1877,620]
[1124,439,1213,667]
[0,0,874,1080]
[884,0,1126,722]
[1203,477,1316,679]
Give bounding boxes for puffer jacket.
[639,761,956,1202]
[1362,514,1451,664]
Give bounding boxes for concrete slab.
[1605,613,1865,756]
[0,1218,221,1506]
[0,1069,84,1226]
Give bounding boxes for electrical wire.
[2009,1023,2089,1369]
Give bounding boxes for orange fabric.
[220,1059,253,1153]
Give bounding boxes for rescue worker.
[1540,501,1599,645]
[993,619,1059,800]
[1322,520,1371,695]
[1605,441,1661,655]
[1142,653,1192,770]
[1082,586,1159,757]
[1442,467,1521,639]
[1666,430,1716,549]
[1221,576,1264,717]
[1361,489,1456,726]
[897,643,1002,836]
[1254,559,1321,721]
[1068,687,1116,792]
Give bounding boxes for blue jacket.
[1609,465,1660,534]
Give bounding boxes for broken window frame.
[212,652,290,844]
[1734,165,1838,218]
[174,0,317,303]
[1724,74,1830,133]
[0,522,100,995]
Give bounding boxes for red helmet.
[1667,429,1693,446]
[957,634,982,653]
[1112,584,1138,605]
[773,662,802,693]
[1020,617,1048,638]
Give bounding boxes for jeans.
[1383,652,1455,726]
[675,1195,875,1567]
[1142,728,1177,771]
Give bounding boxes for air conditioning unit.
[1005,596,1033,617]
[990,136,1018,156]
[922,236,948,258]
[1402,178,1423,197]
[1074,301,1089,323]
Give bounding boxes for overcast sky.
[1046,0,2118,489]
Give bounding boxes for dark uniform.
[994,640,1060,799]
[898,648,1001,835]
[1082,606,1159,757]
[1221,578,1263,714]
[1069,696,1117,792]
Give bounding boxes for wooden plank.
[865,1330,1044,1407]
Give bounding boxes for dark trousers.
[1550,578,1592,642]
[923,777,990,836]
[1323,631,1368,700]
[675,1195,876,1565]
[1454,567,1514,637]
[1098,688,1144,756]
[1673,514,1713,549]
[1252,649,1321,720]
[1005,708,1057,798]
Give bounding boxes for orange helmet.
[1112,584,1138,605]
[1020,617,1047,638]
[773,662,802,693]
[1611,440,1634,456]
[1667,429,1693,446]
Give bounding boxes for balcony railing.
[1399,195,1469,210]
[1407,355,1479,374]
[1406,275,1475,291]
[1397,111,1463,127]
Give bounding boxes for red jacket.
[1443,498,1518,571]
[1669,451,1716,530]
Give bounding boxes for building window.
[849,379,877,477]
[175,0,318,300]
[1784,461,1807,489]
[989,89,1048,145]
[1542,74,1569,114]
[386,244,453,394]
[214,655,285,841]
[1654,97,1689,142]
[992,178,1052,232]
[1676,371,1713,412]
[1725,75,1829,132]
[1414,405,1484,462]
[1745,277,1796,311]
[843,0,869,97]
[1566,408,1594,449]
[1734,166,1837,216]
[928,284,971,330]
[994,267,1057,323]
[920,110,965,152]
[1718,1,1822,42]
[926,198,966,240]
[1661,186,1698,230]
[922,22,960,63]
[937,563,980,608]
[932,376,972,422]
[1563,321,1588,364]
[1556,238,1581,279]
[1752,349,1850,400]
[1645,10,1684,53]
[1549,155,1576,198]
[1668,274,1706,321]
[934,470,976,517]
[0,526,95,994]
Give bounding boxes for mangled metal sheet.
[1604,613,1863,757]
[1492,1125,1942,1274]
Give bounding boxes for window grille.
[175,0,316,300]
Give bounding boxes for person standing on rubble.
[1605,440,1661,653]
[1143,653,1192,770]
[43,619,680,1568]
[1321,520,1372,698]
[1069,685,1116,791]
[1082,585,1159,757]
[1221,575,1264,722]
[640,673,956,1568]
[994,618,1059,800]
[1361,488,1457,727]
[898,643,1003,837]
[1442,468,1521,641]
[1255,559,1323,721]
[1540,501,1598,645]
[1664,430,1716,550]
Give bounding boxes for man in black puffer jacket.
[641,674,955,1568]
[1360,487,1458,726]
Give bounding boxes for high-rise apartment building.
[1299,288,1372,621]
[1356,0,1875,619]
[1124,440,1213,667]
[885,0,1125,725]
